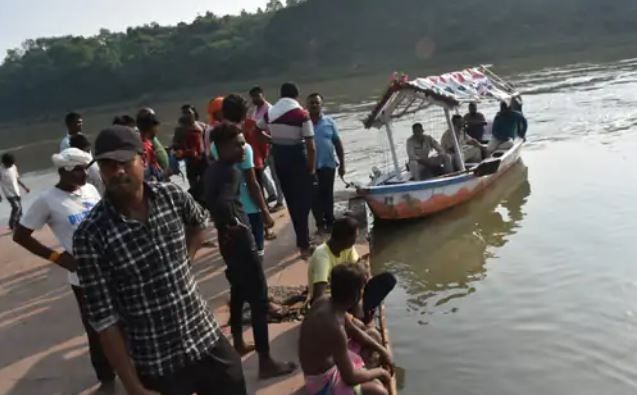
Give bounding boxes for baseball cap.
[93,125,144,162]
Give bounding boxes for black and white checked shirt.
[73,182,220,378]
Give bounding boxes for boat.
[355,66,525,221]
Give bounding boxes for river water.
[371,59,637,394]
[2,59,637,394]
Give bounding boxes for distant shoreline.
[1,41,636,167]
[1,39,637,132]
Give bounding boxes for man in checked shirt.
[73,125,246,395]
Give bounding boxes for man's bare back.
[299,297,390,395]
[299,297,344,375]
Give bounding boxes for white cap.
[52,148,93,171]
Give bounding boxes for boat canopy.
[363,66,520,129]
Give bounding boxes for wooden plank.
[378,304,398,395]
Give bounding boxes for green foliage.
[0,0,636,121]
[266,0,284,13]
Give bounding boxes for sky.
[0,0,268,58]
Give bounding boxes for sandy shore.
[0,205,368,395]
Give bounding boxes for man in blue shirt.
[488,101,528,154]
[307,93,346,233]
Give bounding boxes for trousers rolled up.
[272,144,313,250]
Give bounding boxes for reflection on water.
[371,163,530,320]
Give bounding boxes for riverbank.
[0,207,368,395]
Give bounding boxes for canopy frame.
[364,66,520,180]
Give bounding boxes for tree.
[1,0,637,121]
[266,0,283,12]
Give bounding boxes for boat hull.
[359,141,523,220]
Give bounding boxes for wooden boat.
[356,66,525,221]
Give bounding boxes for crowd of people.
[406,101,527,181]
[0,82,398,395]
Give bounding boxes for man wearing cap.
[12,148,114,389]
[73,126,245,395]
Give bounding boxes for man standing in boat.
[307,93,346,234]
[406,123,453,180]
[489,101,528,154]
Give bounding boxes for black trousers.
[219,227,270,355]
[312,167,336,230]
[140,337,247,395]
[272,144,313,250]
[71,285,115,383]
[186,158,207,203]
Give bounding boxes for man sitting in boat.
[488,101,528,154]
[300,264,393,395]
[464,102,488,141]
[441,114,485,170]
[406,123,453,180]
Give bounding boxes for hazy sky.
[0,0,267,58]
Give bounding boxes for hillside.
[0,0,636,121]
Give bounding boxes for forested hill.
[1,0,636,121]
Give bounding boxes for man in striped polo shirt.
[258,82,316,259]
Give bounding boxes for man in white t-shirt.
[0,152,30,229]
[12,148,115,389]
